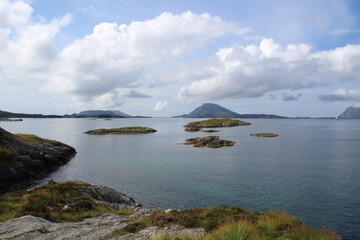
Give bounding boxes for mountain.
[337,106,360,119]
[174,103,287,118]
[0,110,62,118]
[76,110,130,118]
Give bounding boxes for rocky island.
[0,180,339,240]
[184,118,251,129]
[0,118,22,121]
[0,127,76,193]
[84,126,157,135]
[183,136,235,148]
[250,133,279,137]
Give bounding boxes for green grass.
[0,181,134,222]
[0,145,16,163]
[184,118,250,128]
[15,134,57,144]
[149,210,339,240]
[85,126,157,134]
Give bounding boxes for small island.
[184,118,250,129]
[84,126,157,135]
[250,133,279,137]
[202,129,220,133]
[183,136,235,148]
[0,117,22,121]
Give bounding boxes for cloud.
[177,38,360,101]
[319,88,360,102]
[153,100,168,111]
[282,93,302,101]
[329,28,360,35]
[0,0,71,77]
[43,11,246,102]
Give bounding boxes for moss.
[0,145,16,163]
[15,134,57,144]
[84,126,157,135]
[0,181,134,223]
[184,118,250,128]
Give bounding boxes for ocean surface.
[1,118,359,239]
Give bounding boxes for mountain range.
[174,103,287,118]
[75,110,131,118]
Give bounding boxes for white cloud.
[0,0,71,77]
[177,38,360,101]
[43,11,245,103]
[329,28,360,35]
[153,100,168,111]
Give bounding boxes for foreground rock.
[183,136,235,148]
[0,181,339,240]
[0,127,76,193]
[184,118,250,129]
[250,133,279,137]
[85,127,157,135]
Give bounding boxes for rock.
[81,184,142,208]
[183,136,235,148]
[84,127,157,135]
[250,133,279,137]
[184,118,250,128]
[0,127,76,193]
[202,129,220,133]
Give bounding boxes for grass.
[0,145,16,163]
[184,119,250,128]
[85,126,157,135]
[0,181,134,222]
[149,210,339,240]
[15,134,57,144]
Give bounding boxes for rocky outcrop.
[85,127,157,135]
[0,214,205,240]
[184,118,250,130]
[337,106,360,119]
[0,127,76,193]
[0,118,22,121]
[183,136,235,148]
[250,133,279,137]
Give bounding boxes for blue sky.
[1,0,360,117]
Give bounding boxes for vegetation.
[149,208,339,240]
[84,126,157,135]
[0,181,134,222]
[15,134,57,144]
[0,145,16,163]
[250,133,279,138]
[184,118,250,128]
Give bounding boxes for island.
[0,127,76,193]
[0,117,22,121]
[250,133,279,137]
[0,180,339,240]
[184,118,251,129]
[84,126,157,135]
[183,136,235,148]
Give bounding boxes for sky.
[0,0,360,117]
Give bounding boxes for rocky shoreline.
[0,127,76,193]
[84,127,157,135]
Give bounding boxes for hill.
[0,110,62,118]
[74,110,131,118]
[174,103,287,118]
[337,106,360,119]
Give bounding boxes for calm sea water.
[1,118,359,239]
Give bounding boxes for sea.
[1,118,359,239]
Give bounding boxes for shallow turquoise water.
[1,118,359,239]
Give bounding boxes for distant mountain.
[174,103,287,118]
[337,106,360,119]
[0,110,62,118]
[76,110,130,118]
